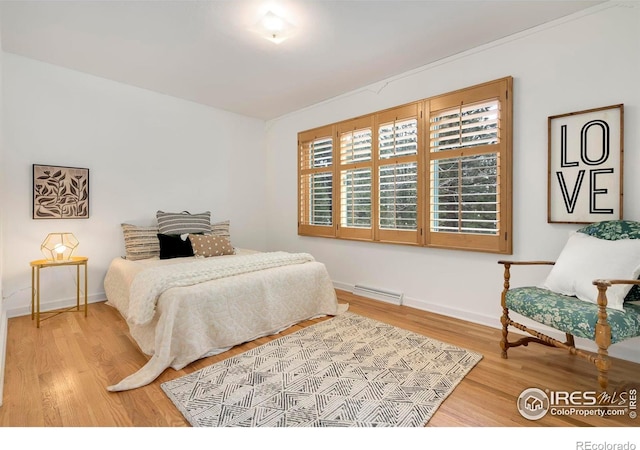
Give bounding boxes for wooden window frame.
[297,77,513,254]
[376,104,422,246]
[425,77,513,254]
[298,125,336,237]
[337,117,374,241]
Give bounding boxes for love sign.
[548,104,623,223]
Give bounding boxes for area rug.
[161,312,482,427]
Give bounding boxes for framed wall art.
[33,164,90,219]
[548,104,623,224]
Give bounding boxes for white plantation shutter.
[304,172,333,225]
[429,154,498,234]
[309,137,333,168]
[341,168,372,228]
[379,163,418,230]
[430,100,499,152]
[379,118,418,159]
[341,129,372,163]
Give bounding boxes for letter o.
[581,120,610,165]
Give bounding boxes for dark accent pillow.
[157,234,194,259]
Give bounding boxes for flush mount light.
[254,10,295,44]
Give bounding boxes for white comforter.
[104,249,346,391]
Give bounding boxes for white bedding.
[104,249,347,391]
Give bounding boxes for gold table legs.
[30,258,88,328]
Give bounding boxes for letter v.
[556,170,585,214]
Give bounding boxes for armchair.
[499,220,640,391]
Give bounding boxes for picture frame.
[33,164,90,219]
[547,104,623,224]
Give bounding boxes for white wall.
[0,10,6,407]
[265,3,640,362]
[1,53,267,318]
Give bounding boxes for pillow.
[156,210,211,235]
[209,220,231,238]
[157,233,195,259]
[578,220,640,303]
[189,234,234,257]
[121,224,160,260]
[577,220,640,241]
[541,232,640,311]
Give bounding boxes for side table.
[30,256,88,328]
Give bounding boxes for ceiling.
[0,0,605,120]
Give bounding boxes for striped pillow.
[121,224,160,260]
[156,210,211,235]
[210,220,231,238]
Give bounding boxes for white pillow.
[541,232,640,311]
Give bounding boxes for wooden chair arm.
[498,260,555,266]
[499,261,556,307]
[590,279,640,352]
[593,279,640,288]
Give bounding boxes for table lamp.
[41,232,79,262]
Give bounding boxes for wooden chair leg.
[596,353,611,392]
[565,333,575,347]
[594,281,613,392]
[500,308,510,359]
[500,263,511,359]
[595,327,611,392]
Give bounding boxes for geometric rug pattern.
[161,312,483,427]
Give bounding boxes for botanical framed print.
[548,104,623,224]
[33,164,89,219]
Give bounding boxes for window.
[298,77,512,254]
[376,104,421,245]
[298,125,335,237]
[338,118,373,240]
[426,79,512,253]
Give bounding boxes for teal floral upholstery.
[577,220,640,241]
[578,220,640,303]
[506,286,640,344]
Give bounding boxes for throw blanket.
[127,251,315,325]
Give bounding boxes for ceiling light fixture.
[255,10,295,44]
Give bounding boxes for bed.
[103,246,347,392]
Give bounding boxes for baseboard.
[333,281,353,293]
[5,292,106,319]
[334,281,640,364]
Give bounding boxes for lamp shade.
[41,232,79,262]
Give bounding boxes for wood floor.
[1,289,639,427]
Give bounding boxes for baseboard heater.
[352,284,403,305]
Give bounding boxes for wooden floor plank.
[0,289,638,428]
